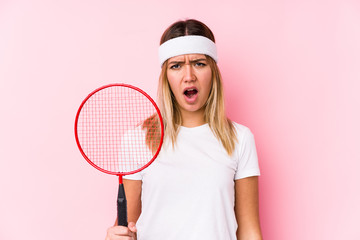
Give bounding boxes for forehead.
[168,54,206,62]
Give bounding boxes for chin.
[182,104,205,113]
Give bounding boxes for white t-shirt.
[124,122,260,240]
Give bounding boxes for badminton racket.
[74,83,164,226]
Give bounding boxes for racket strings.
[76,86,162,173]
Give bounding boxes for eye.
[195,62,206,67]
[169,64,181,69]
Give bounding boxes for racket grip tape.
[117,183,128,227]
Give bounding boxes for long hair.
[157,19,237,155]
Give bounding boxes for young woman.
[105,19,262,240]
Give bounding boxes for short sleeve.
[123,171,143,180]
[120,126,148,181]
[234,127,261,180]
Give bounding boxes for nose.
[183,64,196,82]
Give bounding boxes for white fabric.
[119,126,154,173]
[124,122,260,240]
[158,35,218,67]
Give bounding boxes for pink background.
[1,0,359,239]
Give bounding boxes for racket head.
[74,83,164,176]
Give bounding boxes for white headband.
[158,35,218,67]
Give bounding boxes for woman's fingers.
[105,223,137,240]
[128,222,137,233]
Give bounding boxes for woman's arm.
[235,176,262,240]
[123,179,142,223]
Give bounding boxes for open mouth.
[183,88,198,98]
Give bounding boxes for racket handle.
[117,183,128,227]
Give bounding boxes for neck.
[180,109,206,128]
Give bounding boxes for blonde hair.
[158,55,237,155]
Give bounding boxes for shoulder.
[231,121,254,140]
[230,121,257,156]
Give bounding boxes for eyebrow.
[168,58,207,65]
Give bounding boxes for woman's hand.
[105,222,137,240]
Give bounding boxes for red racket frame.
[74,83,164,183]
